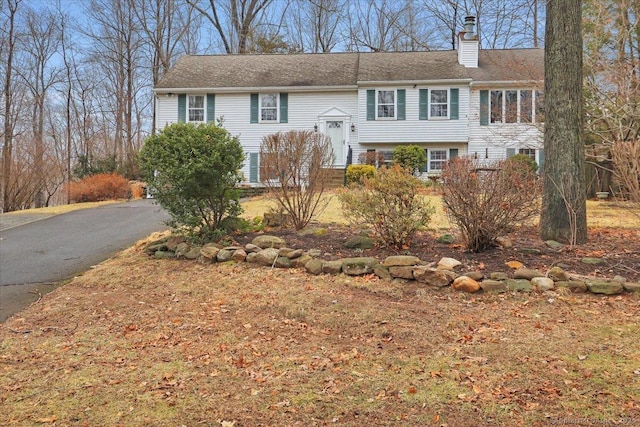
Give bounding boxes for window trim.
[187,94,205,123]
[429,89,449,119]
[428,149,448,172]
[486,89,543,125]
[375,89,396,120]
[259,93,279,123]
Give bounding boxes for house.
[154,16,544,185]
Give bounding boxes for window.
[518,148,536,161]
[520,90,532,123]
[430,89,448,118]
[490,90,503,123]
[188,95,205,122]
[429,149,448,172]
[505,90,518,123]
[377,90,395,118]
[260,93,278,122]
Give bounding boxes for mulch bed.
[233,224,640,282]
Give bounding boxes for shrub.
[506,153,538,174]
[441,156,541,252]
[611,140,640,202]
[139,122,244,242]
[260,130,335,230]
[67,173,130,202]
[346,164,376,185]
[338,165,434,249]
[393,145,427,175]
[358,151,386,166]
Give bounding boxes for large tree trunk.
[540,0,588,244]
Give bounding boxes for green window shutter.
[206,94,215,123]
[249,153,258,183]
[506,148,516,158]
[450,88,459,120]
[537,149,544,173]
[279,92,288,123]
[366,90,375,121]
[449,148,459,159]
[480,90,489,126]
[250,93,259,123]
[419,89,429,120]
[177,94,186,123]
[397,89,405,120]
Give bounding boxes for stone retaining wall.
[145,234,640,295]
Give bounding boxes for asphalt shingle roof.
[155,48,543,90]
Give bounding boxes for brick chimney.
[458,16,479,68]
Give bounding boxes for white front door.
[326,120,344,165]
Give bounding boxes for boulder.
[246,252,258,263]
[480,280,508,293]
[586,280,624,295]
[452,276,481,293]
[184,247,201,260]
[231,249,247,263]
[200,244,221,261]
[175,242,191,257]
[555,281,587,293]
[437,257,462,270]
[322,260,343,274]
[307,249,322,258]
[343,235,375,249]
[342,257,378,276]
[255,248,279,266]
[383,255,421,267]
[274,256,292,268]
[514,268,545,280]
[146,242,168,255]
[544,240,565,250]
[413,267,452,288]
[518,248,542,255]
[581,257,606,265]
[154,250,175,259]
[462,271,484,281]
[374,264,392,280]
[436,234,455,244]
[531,277,555,291]
[506,260,524,269]
[505,279,533,292]
[290,254,312,268]
[496,236,513,248]
[166,236,184,251]
[244,243,262,253]
[547,266,569,282]
[490,272,509,281]
[252,235,286,249]
[216,249,233,262]
[389,266,414,280]
[281,248,304,259]
[623,282,640,293]
[305,259,324,275]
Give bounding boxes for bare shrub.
[260,130,335,230]
[338,165,434,249]
[611,140,640,203]
[67,173,130,203]
[441,157,541,252]
[358,151,386,167]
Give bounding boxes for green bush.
[139,123,245,242]
[507,153,538,174]
[338,165,434,249]
[393,145,427,174]
[346,164,376,185]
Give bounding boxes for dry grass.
[1,236,639,426]
[1,200,119,217]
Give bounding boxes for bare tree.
[187,0,277,54]
[289,0,345,53]
[540,0,587,245]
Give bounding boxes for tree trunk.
[539,0,588,244]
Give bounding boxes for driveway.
[0,200,169,322]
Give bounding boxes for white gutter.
[153,85,358,94]
[357,79,472,86]
[471,80,542,88]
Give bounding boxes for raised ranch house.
[154,16,544,185]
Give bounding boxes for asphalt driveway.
[0,200,169,322]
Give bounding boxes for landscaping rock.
[255,248,279,266]
[216,249,233,262]
[322,260,343,274]
[581,257,606,265]
[200,244,221,261]
[232,249,247,263]
[623,282,640,293]
[252,235,286,249]
[154,250,175,259]
[505,279,533,292]
[514,268,545,280]
[246,252,258,263]
[496,236,513,248]
[146,242,168,254]
[413,267,452,287]
[544,240,565,250]
[184,247,201,260]
[244,243,262,253]
[383,255,421,267]
[480,280,508,293]
[290,254,312,268]
[343,235,375,249]
[518,247,542,255]
[556,281,587,293]
[342,257,378,276]
[274,256,292,268]
[452,276,481,293]
[462,271,484,281]
[437,234,455,244]
[437,257,462,270]
[389,266,414,280]
[166,236,184,251]
[506,260,524,269]
[548,266,569,282]
[374,264,392,280]
[308,249,322,258]
[305,259,323,275]
[531,277,554,291]
[284,249,304,259]
[490,272,509,281]
[175,242,191,257]
[612,275,626,284]
[586,280,623,295]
